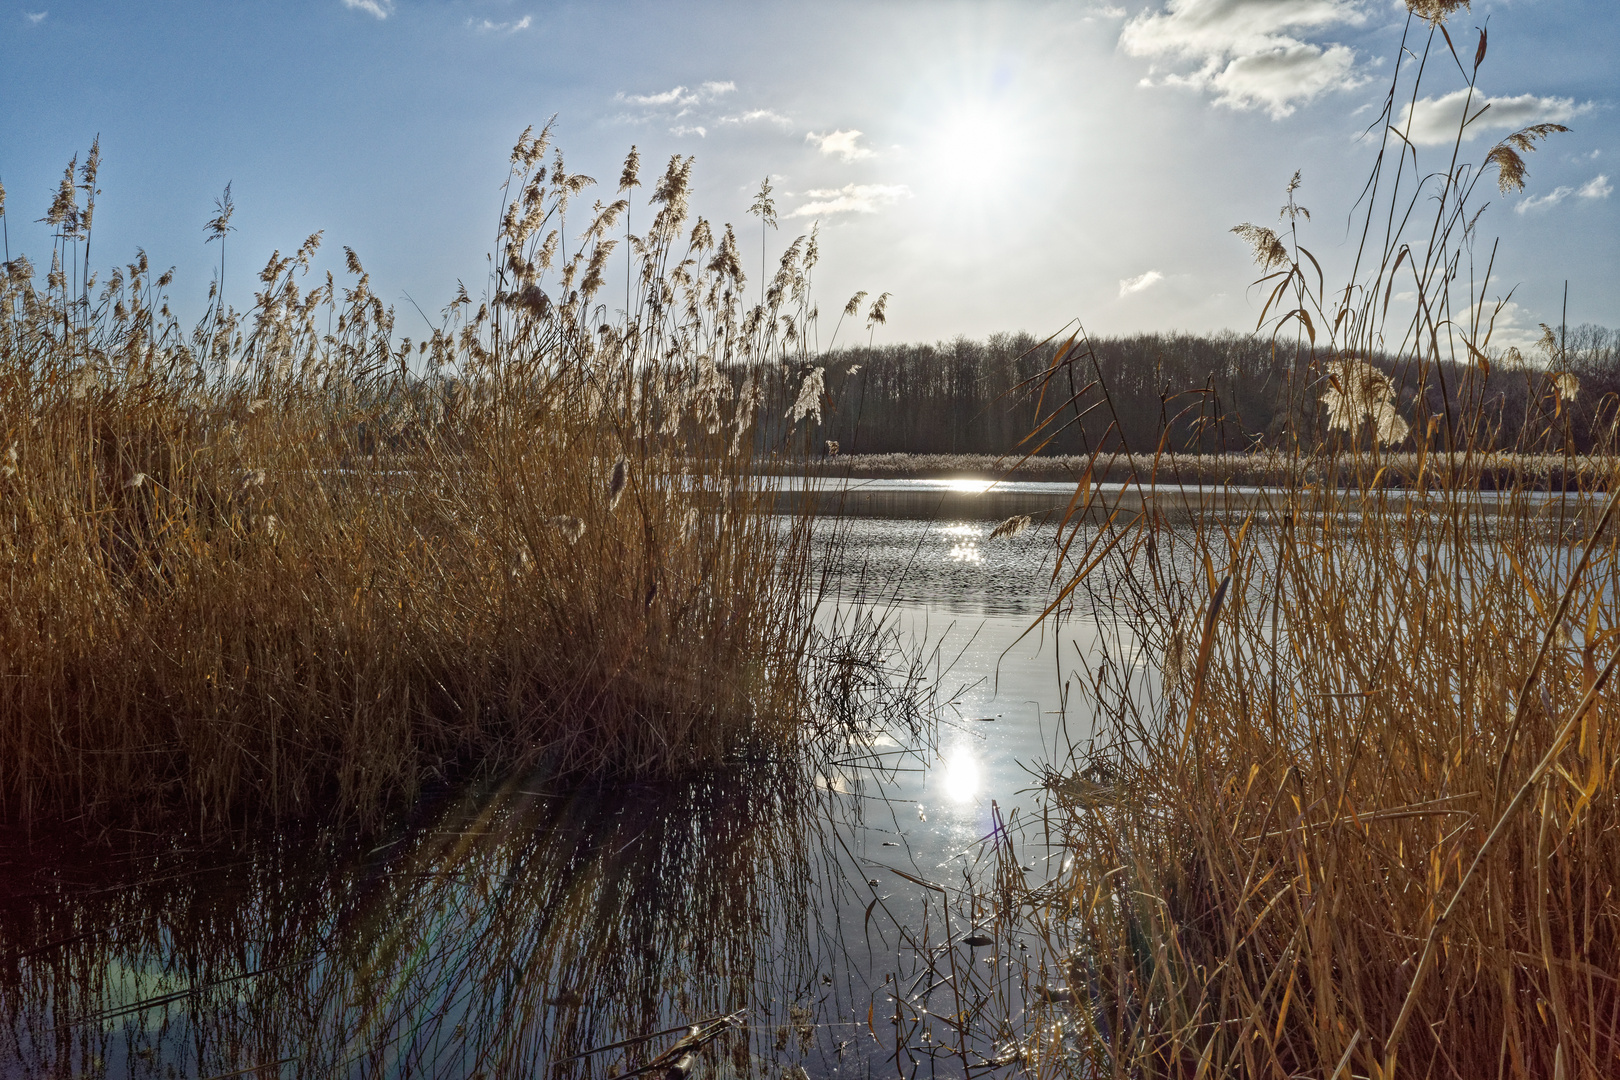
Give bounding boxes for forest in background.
[746,325,1620,458]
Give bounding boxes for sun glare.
[940,746,982,803]
[923,100,1027,200]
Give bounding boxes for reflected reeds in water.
[0,761,849,1079]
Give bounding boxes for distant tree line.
[745,324,1620,457]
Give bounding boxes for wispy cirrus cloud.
[343,0,393,19]
[616,81,793,142]
[1119,270,1165,297]
[787,183,910,218]
[1579,174,1613,200]
[1515,186,1574,214]
[720,109,793,129]
[1120,0,1366,118]
[24,10,47,24]
[1398,89,1592,146]
[618,82,736,110]
[806,129,874,162]
[470,15,530,33]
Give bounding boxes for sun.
[906,59,1045,225]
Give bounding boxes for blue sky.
[3,1,1615,349]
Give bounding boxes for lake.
[0,481,1129,1078]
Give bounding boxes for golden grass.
[785,450,1614,490]
[0,125,831,838]
[999,7,1620,1077]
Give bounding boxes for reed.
[779,450,1618,490]
[1010,6,1620,1077]
[0,124,831,838]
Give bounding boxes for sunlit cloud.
[470,15,531,33]
[1399,89,1592,146]
[1522,174,1614,213]
[1516,186,1574,214]
[669,124,707,138]
[621,85,693,107]
[1119,269,1165,297]
[806,129,874,162]
[787,182,910,218]
[616,81,737,123]
[342,0,393,20]
[24,10,46,24]
[720,109,793,128]
[1457,296,1541,353]
[1121,0,1366,118]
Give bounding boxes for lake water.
[0,486,1128,1078]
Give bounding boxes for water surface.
[1,503,1118,1078]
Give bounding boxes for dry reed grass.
[998,7,1620,1078]
[786,451,1616,490]
[0,124,832,838]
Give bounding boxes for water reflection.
[939,746,982,803]
[1,513,1119,1078]
[0,763,848,1078]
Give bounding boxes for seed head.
[608,458,628,510]
[989,514,1032,540]
[551,515,586,544]
[1231,223,1289,270]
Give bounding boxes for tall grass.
[0,125,832,838]
[1012,5,1620,1078]
[780,450,1617,490]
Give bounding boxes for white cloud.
[471,15,531,33]
[1460,297,1540,354]
[1578,174,1613,200]
[24,10,46,24]
[720,109,793,128]
[669,125,707,138]
[616,82,737,116]
[1119,270,1165,297]
[1398,89,1591,146]
[1515,186,1573,214]
[787,183,911,218]
[622,85,694,107]
[806,130,874,162]
[1120,0,1367,118]
[343,0,393,19]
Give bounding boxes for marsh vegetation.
[2,1,1618,1078]
[0,128,841,838]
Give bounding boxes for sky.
[2,0,1615,352]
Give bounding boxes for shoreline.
[754,450,1620,491]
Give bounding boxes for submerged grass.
[997,6,1620,1078]
[0,125,831,838]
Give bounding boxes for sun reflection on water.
[940,746,981,803]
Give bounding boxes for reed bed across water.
[778,451,1618,491]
